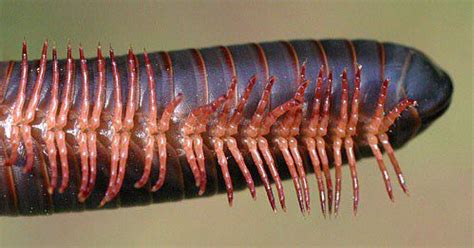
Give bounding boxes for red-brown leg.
[135,135,154,189]
[226,137,256,199]
[380,99,416,133]
[303,137,326,217]
[23,40,48,124]
[275,137,304,214]
[344,137,359,215]
[193,135,207,195]
[158,94,183,132]
[378,133,409,194]
[19,125,34,173]
[109,132,131,202]
[367,134,394,201]
[77,132,89,199]
[256,137,286,210]
[245,137,276,210]
[228,76,257,135]
[316,136,333,214]
[183,136,201,187]
[99,133,120,206]
[332,137,343,216]
[8,126,20,166]
[44,131,57,194]
[289,137,310,213]
[151,133,168,192]
[55,130,69,193]
[213,137,233,206]
[83,132,98,201]
[260,100,298,135]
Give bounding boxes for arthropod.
[0,39,452,216]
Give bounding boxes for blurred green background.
[0,0,472,247]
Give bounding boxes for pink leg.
[213,137,233,206]
[344,137,359,215]
[99,133,120,207]
[77,132,89,200]
[83,132,98,201]
[226,137,256,199]
[316,136,333,213]
[193,135,207,195]
[19,125,34,173]
[110,132,131,200]
[332,137,343,216]
[44,131,58,194]
[55,131,69,193]
[135,135,154,189]
[367,134,394,201]
[275,137,305,214]
[289,137,310,213]
[303,137,326,217]
[8,126,20,166]
[151,133,168,192]
[183,136,201,188]
[245,137,276,210]
[378,133,409,194]
[256,137,286,211]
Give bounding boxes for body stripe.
[313,40,329,77]
[346,40,358,73]
[219,46,238,104]
[191,49,209,104]
[252,43,270,79]
[160,51,175,99]
[0,138,18,214]
[37,144,54,210]
[0,61,14,103]
[282,41,300,84]
[378,41,386,81]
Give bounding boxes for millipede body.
[0,39,452,216]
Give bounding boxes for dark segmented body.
[0,39,452,216]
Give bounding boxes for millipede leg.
[316,136,333,214]
[77,132,89,200]
[344,137,359,215]
[183,136,201,188]
[378,133,409,194]
[83,132,98,201]
[367,134,394,201]
[100,134,120,206]
[332,137,343,216]
[246,137,278,209]
[226,137,256,199]
[44,131,58,194]
[111,132,131,199]
[8,126,20,166]
[151,134,168,192]
[213,137,233,206]
[193,135,207,195]
[256,137,286,211]
[289,137,310,213]
[19,125,34,173]
[304,137,326,217]
[55,131,69,193]
[250,140,276,212]
[135,136,154,189]
[275,137,304,214]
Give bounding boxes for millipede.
[0,39,452,216]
